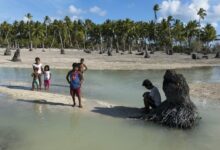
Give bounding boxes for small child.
[43,65,51,91]
[66,63,83,108]
[32,68,40,91]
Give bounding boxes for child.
[79,58,88,74]
[33,57,44,90]
[66,63,83,108]
[43,65,51,91]
[32,68,40,91]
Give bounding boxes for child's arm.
[83,64,88,72]
[66,71,71,84]
[50,73,52,80]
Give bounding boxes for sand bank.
[1,48,220,70]
[190,83,220,101]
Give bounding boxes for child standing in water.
[66,63,83,108]
[33,57,44,90]
[79,58,88,74]
[43,65,51,91]
[32,68,40,91]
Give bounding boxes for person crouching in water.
[66,63,83,108]
[142,79,161,112]
[43,65,51,91]
[32,68,40,91]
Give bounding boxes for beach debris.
[4,47,11,56]
[202,55,209,59]
[60,48,65,54]
[145,70,200,129]
[144,51,150,58]
[215,52,220,58]
[136,52,144,56]
[192,53,200,60]
[11,48,21,62]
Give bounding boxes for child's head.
[72,63,79,71]
[80,58,84,63]
[35,57,40,64]
[142,79,153,90]
[44,65,50,71]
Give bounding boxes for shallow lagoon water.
[0,67,220,150]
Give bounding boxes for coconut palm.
[44,16,51,38]
[25,13,33,51]
[153,4,160,21]
[197,8,207,42]
[152,4,160,49]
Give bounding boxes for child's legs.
[44,80,50,90]
[32,81,35,90]
[38,75,42,89]
[75,88,82,107]
[70,88,76,105]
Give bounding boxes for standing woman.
[33,57,44,90]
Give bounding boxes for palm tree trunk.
[59,30,65,54]
[50,31,56,48]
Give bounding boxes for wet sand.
[0,48,220,70]
[190,83,220,101]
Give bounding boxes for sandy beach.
[0,48,220,70]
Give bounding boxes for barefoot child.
[43,65,51,91]
[79,58,88,73]
[33,57,44,90]
[66,63,83,108]
[32,68,40,91]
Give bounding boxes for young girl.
[66,63,83,108]
[32,68,40,91]
[43,65,51,91]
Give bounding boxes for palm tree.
[167,16,174,55]
[153,4,160,21]
[201,24,216,50]
[153,4,160,50]
[197,8,207,42]
[44,16,51,38]
[25,13,33,51]
[32,21,46,51]
[185,20,199,49]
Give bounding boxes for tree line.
[0,4,218,56]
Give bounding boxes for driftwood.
[12,48,21,62]
[136,52,144,56]
[144,52,150,58]
[4,47,11,56]
[215,52,220,58]
[145,70,200,129]
[60,48,65,54]
[192,53,200,60]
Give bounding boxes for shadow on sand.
[6,85,31,90]
[92,106,144,119]
[17,99,73,107]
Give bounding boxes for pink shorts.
[44,80,51,87]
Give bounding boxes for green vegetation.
[0,5,217,55]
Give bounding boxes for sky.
[0,0,220,34]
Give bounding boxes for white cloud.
[89,6,107,16]
[23,16,29,23]
[159,0,220,28]
[69,5,83,15]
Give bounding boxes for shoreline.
[1,48,220,70]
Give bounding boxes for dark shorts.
[70,87,81,96]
